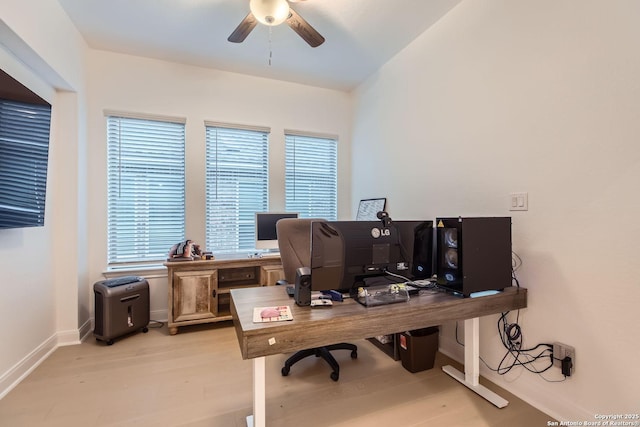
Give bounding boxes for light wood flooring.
[0,322,554,426]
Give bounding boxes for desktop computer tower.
[94,276,150,345]
[435,217,512,297]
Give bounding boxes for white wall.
[85,50,353,319]
[0,0,87,397]
[352,0,640,421]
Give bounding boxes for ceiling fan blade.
[286,8,325,48]
[228,12,258,43]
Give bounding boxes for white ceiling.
[57,0,461,92]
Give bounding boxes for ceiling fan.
[228,0,325,48]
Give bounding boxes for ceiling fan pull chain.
[268,26,273,66]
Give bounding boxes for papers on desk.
[253,306,293,323]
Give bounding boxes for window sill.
[102,263,168,279]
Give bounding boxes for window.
[285,131,337,220]
[205,123,269,253]
[107,114,186,265]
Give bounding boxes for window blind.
[107,115,185,264]
[0,99,51,228]
[285,133,337,220]
[205,125,269,253]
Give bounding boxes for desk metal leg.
[442,317,509,408]
[246,356,266,427]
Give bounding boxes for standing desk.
[230,285,527,427]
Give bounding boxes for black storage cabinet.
[94,276,150,345]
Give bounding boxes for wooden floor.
[0,322,554,426]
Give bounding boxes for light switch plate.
[509,192,528,211]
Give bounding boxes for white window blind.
[0,99,51,228]
[205,124,269,253]
[285,132,337,220]
[107,115,185,264]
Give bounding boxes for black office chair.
[276,218,357,381]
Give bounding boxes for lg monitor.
[310,220,433,293]
[255,212,299,250]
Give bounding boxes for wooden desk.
[231,286,527,427]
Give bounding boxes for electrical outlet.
[553,342,575,376]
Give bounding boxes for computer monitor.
[310,220,433,293]
[255,212,299,250]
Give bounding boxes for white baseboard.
[56,328,81,347]
[438,333,464,363]
[2,320,92,399]
[0,333,57,400]
[1,311,168,400]
[78,318,94,343]
[150,309,168,322]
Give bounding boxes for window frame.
[106,112,186,266]
[204,121,270,254]
[284,130,338,220]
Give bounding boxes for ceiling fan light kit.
[250,0,290,26]
[228,0,325,48]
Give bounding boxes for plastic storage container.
[355,284,411,307]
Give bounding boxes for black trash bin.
[399,326,439,373]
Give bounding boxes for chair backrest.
[276,218,324,284]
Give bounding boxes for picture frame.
[356,197,387,221]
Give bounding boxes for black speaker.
[435,217,512,297]
[411,221,434,279]
[294,267,311,306]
